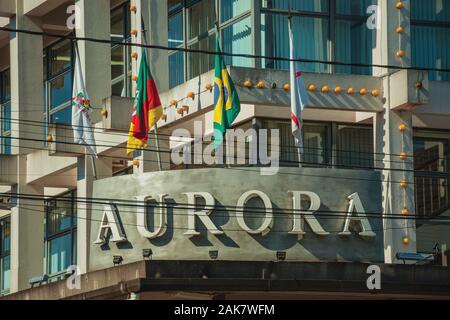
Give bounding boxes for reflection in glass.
[222,17,252,67]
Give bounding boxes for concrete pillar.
[75,0,111,124]
[133,134,171,174]
[131,0,169,93]
[9,0,44,155]
[74,0,112,275]
[10,157,44,292]
[375,75,416,264]
[76,156,112,274]
[373,0,411,76]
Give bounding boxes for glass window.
[414,134,450,218]
[169,11,184,48]
[336,125,374,169]
[188,33,215,79]
[1,70,11,155]
[412,25,450,81]
[111,3,132,98]
[335,19,373,75]
[169,51,185,88]
[261,14,329,72]
[303,123,330,166]
[264,120,330,167]
[411,0,450,81]
[49,40,72,77]
[187,0,216,40]
[221,0,251,22]
[49,234,72,275]
[44,40,73,130]
[222,16,252,67]
[262,0,328,13]
[411,0,450,22]
[336,0,376,16]
[1,217,11,293]
[1,70,10,102]
[45,191,77,276]
[50,72,72,110]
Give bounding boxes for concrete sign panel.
[89,167,384,271]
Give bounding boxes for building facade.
[0,0,450,299]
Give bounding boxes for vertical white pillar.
[9,0,45,293]
[9,0,44,155]
[10,158,44,292]
[76,156,111,274]
[375,75,416,264]
[373,0,411,76]
[75,0,112,274]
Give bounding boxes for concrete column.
[133,134,171,174]
[74,0,112,275]
[131,0,169,93]
[75,0,111,124]
[373,0,411,76]
[10,157,44,293]
[251,0,261,69]
[9,0,44,155]
[375,75,416,264]
[76,156,112,274]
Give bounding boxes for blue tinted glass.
[412,25,450,81]
[169,12,183,48]
[336,0,376,16]
[335,20,373,75]
[49,234,72,274]
[3,137,11,155]
[3,101,10,132]
[262,0,328,12]
[50,107,72,125]
[411,0,450,22]
[1,255,10,291]
[169,51,185,88]
[221,0,251,22]
[261,14,329,72]
[50,72,72,109]
[223,17,252,67]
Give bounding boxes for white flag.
[289,18,309,147]
[72,44,98,157]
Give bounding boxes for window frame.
[168,0,252,88]
[111,0,133,98]
[0,69,11,155]
[0,216,11,295]
[44,190,77,278]
[410,4,450,81]
[43,37,75,131]
[260,0,374,74]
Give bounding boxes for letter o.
[236,190,273,235]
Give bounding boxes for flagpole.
[74,41,99,179]
[288,6,302,169]
[140,15,162,172]
[214,18,230,168]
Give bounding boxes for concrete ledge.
[0,0,15,17]
[389,70,429,110]
[101,96,134,132]
[0,155,17,185]
[3,260,450,300]
[48,124,85,157]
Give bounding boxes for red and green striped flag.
[126,50,163,155]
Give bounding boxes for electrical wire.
[1,26,450,74]
[3,191,450,223]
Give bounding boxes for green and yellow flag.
[213,38,241,148]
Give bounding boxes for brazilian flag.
[213,38,241,149]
